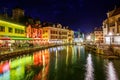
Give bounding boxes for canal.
[0,45,120,80]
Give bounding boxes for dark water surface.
[0,45,120,80]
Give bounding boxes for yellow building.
[0,20,26,38]
[102,7,120,44]
[67,29,74,43]
[0,19,27,47]
[42,23,74,44]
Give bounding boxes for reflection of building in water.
[0,61,10,80]
[0,55,33,80]
[106,61,118,80]
[33,49,50,80]
[10,55,33,80]
[85,54,94,80]
[66,46,74,65]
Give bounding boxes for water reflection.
[33,49,50,80]
[85,54,94,80]
[106,61,118,80]
[0,55,33,80]
[66,46,69,66]
[0,61,10,80]
[55,50,58,70]
[0,45,120,80]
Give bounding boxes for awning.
[10,37,33,40]
[0,37,11,40]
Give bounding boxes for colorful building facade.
[0,19,27,47]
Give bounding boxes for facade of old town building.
[0,7,75,47]
[102,7,120,44]
[12,7,24,22]
[94,27,103,43]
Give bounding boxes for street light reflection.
[85,54,94,80]
[106,61,118,80]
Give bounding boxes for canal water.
[0,45,120,80]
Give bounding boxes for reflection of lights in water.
[0,61,10,80]
[72,46,76,64]
[35,49,50,80]
[78,46,80,59]
[57,47,61,51]
[49,46,64,52]
[55,50,58,70]
[49,48,53,52]
[106,62,118,80]
[66,46,68,65]
[0,71,10,80]
[42,54,45,67]
[85,54,94,80]
[53,48,57,51]
[42,54,45,80]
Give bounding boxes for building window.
[21,30,24,34]
[104,26,106,28]
[15,28,24,34]
[51,30,52,34]
[18,29,20,33]
[15,28,18,33]
[0,26,5,32]
[8,27,13,33]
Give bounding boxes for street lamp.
[109,32,112,46]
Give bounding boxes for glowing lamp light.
[87,35,91,40]
[109,32,112,36]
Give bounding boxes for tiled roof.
[111,7,120,16]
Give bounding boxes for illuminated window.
[8,27,13,33]
[0,26,5,32]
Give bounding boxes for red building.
[26,18,43,45]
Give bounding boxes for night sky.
[0,0,120,33]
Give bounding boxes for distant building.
[74,30,84,43]
[102,7,120,44]
[67,29,74,43]
[12,7,24,22]
[89,32,95,42]
[42,23,69,44]
[94,27,103,43]
[26,17,43,45]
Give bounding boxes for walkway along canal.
[0,45,120,80]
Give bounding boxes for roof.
[111,7,120,17]
[13,6,24,10]
[94,27,102,31]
